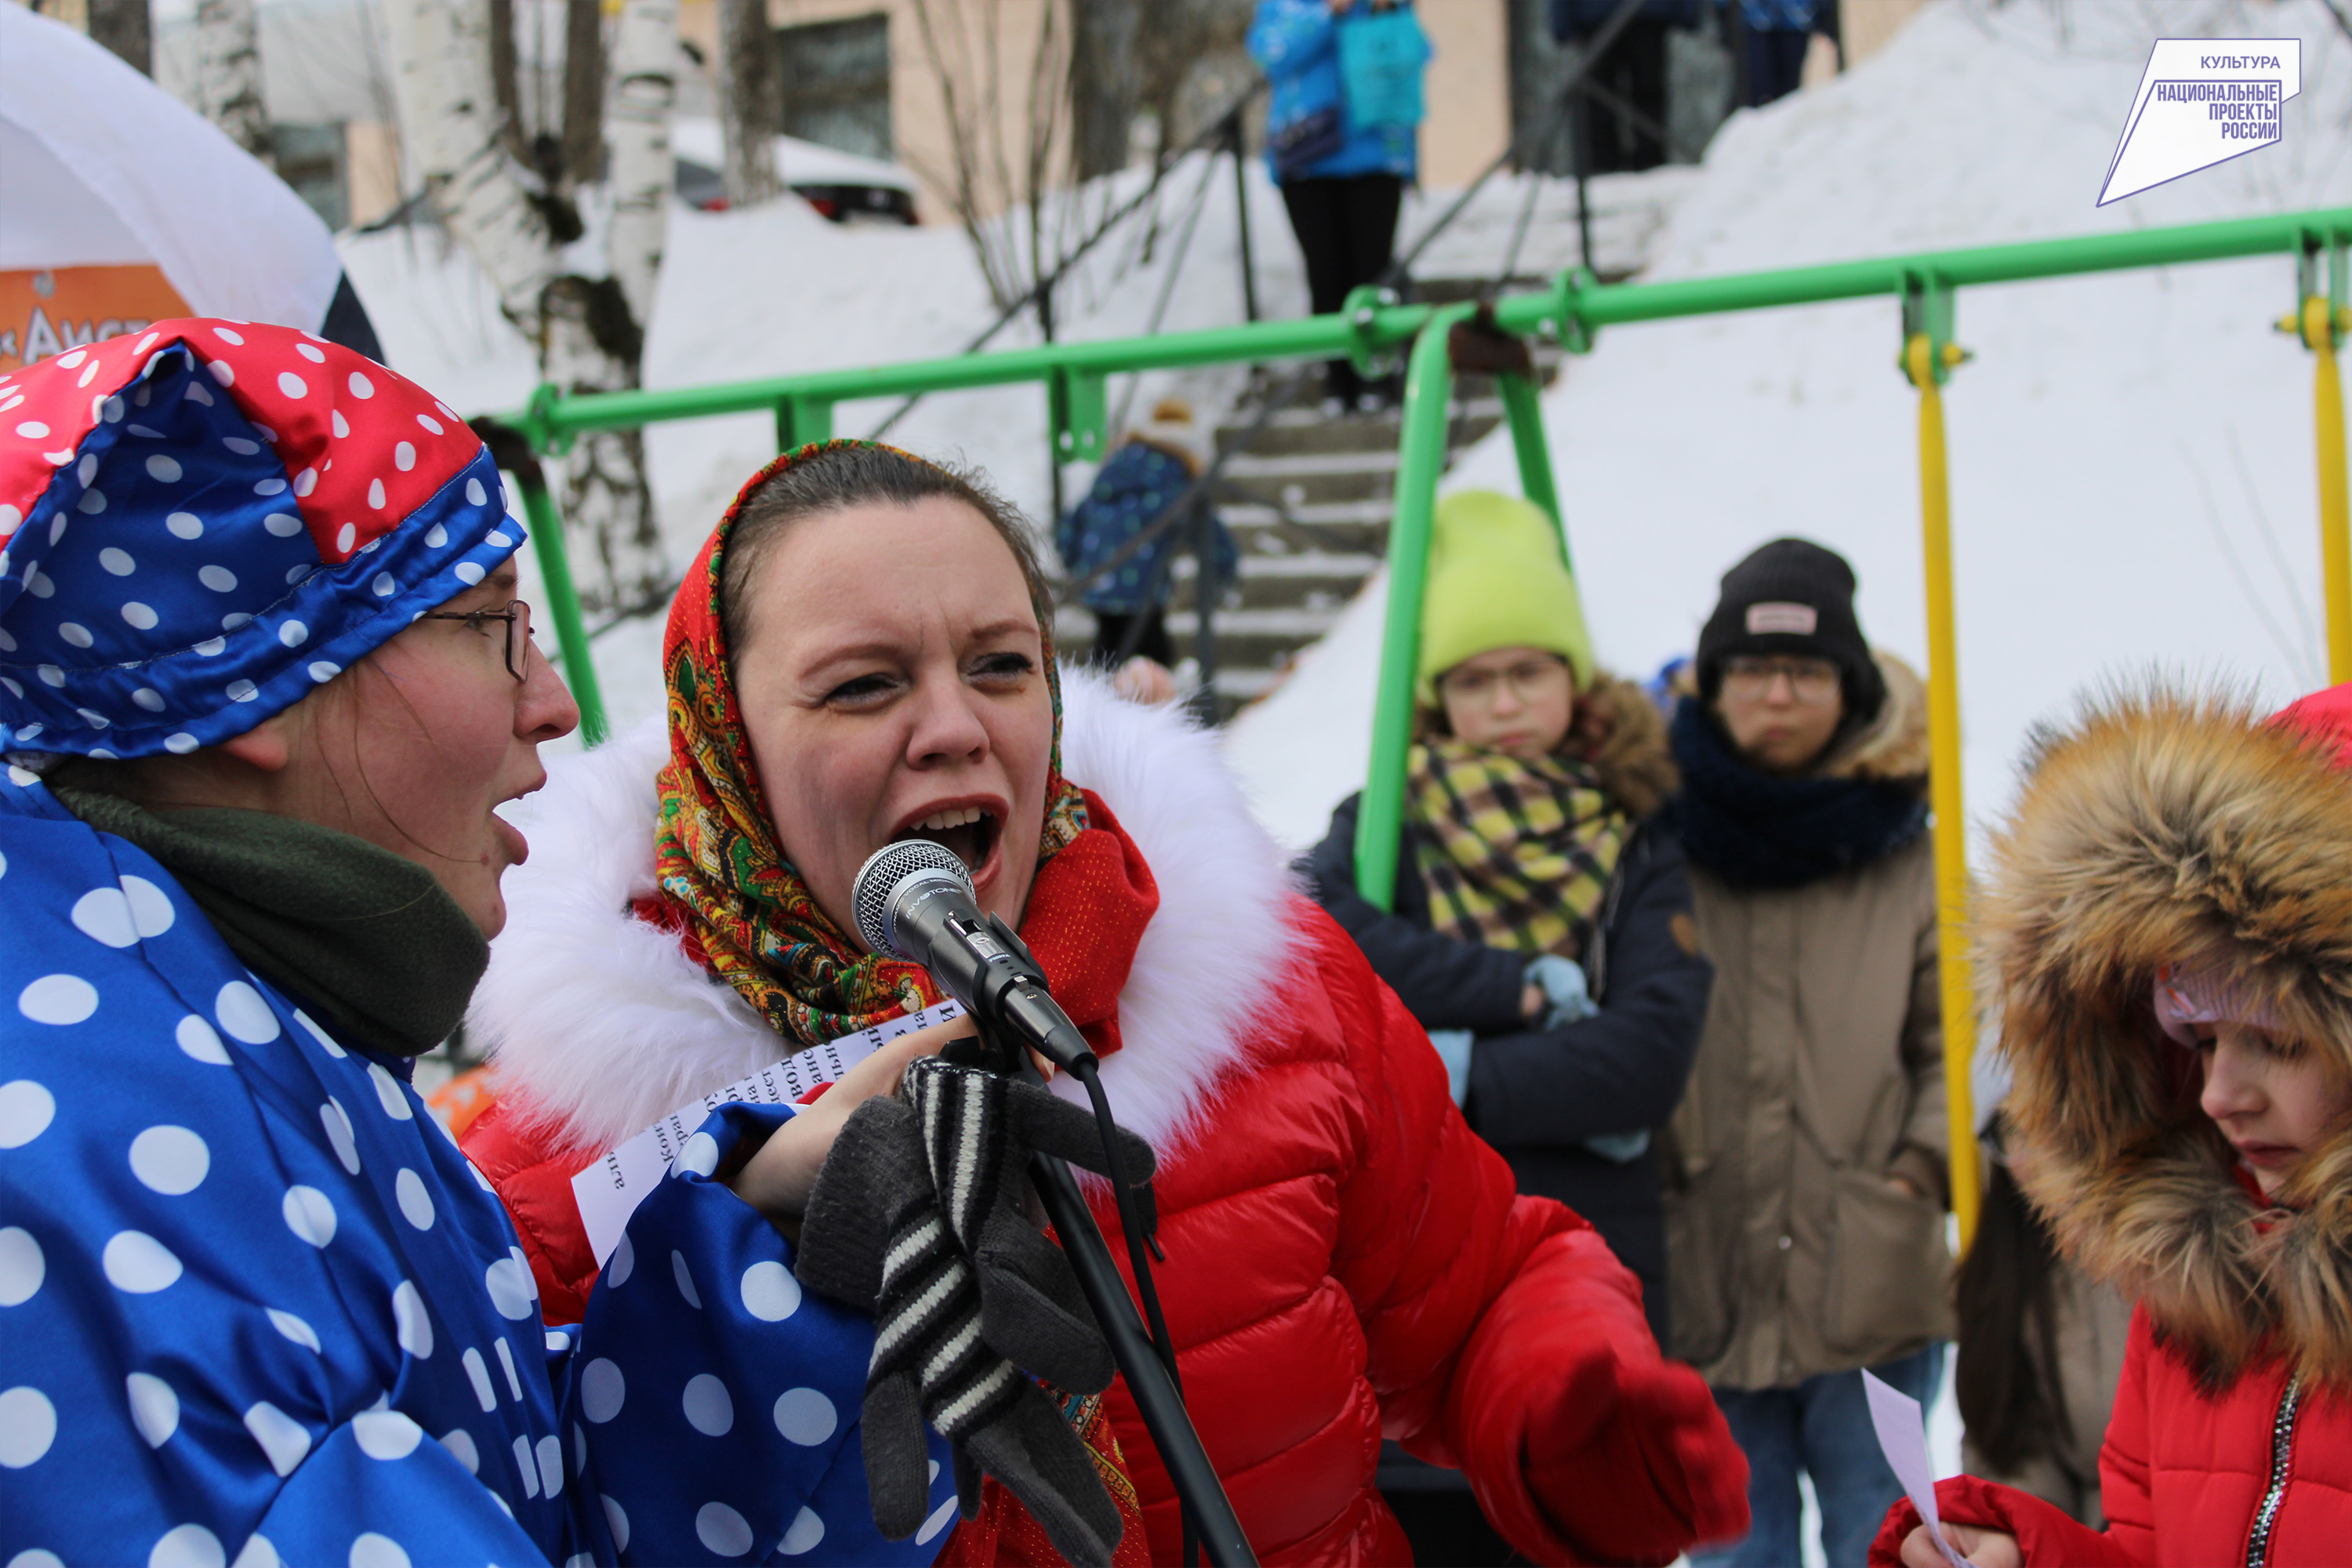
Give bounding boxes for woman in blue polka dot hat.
[0,322,960,1566]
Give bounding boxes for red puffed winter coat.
[1869,684,2352,1568]
[463,673,1746,1566]
[1873,1305,2352,1568]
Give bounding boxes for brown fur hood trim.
[1983,684,2352,1388]
[1824,650,1931,786]
[1584,670,1679,820]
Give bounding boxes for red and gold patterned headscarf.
[651,441,1091,1047]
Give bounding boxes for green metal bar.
[1354,304,1476,912]
[509,208,2352,445]
[1496,208,2352,339]
[516,469,610,746]
[1497,370,1569,571]
[521,313,1420,439]
[493,202,2352,789]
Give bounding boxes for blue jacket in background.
[1057,440,1237,616]
[0,768,953,1566]
[1248,0,1425,183]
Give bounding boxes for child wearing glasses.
[1304,488,1716,1566]
[1657,536,1953,1568]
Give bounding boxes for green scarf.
[54,787,487,1058]
[1406,737,1628,960]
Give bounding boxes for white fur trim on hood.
[467,669,1305,1161]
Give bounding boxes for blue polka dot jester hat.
[0,320,521,760]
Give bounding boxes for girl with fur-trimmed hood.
[1876,682,2352,1568]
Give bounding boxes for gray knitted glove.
[794,1057,1156,1567]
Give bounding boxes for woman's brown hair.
[719,443,1051,654]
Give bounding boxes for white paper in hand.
[1862,1370,1977,1568]
[568,999,965,1267]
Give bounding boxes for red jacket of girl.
[462,672,1745,1566]
[1868,684,2352,1568]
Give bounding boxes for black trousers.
[1091,608,1174,668]
[1580,16,1671,172]
[1279,172,1405,402]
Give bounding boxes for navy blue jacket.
[1302,793,1711,1348]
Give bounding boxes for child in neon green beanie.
[1414,488,1597,712]
[1304,486,1710,1555]
[1304,485,1706,1352]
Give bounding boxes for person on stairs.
[1054,397,1233,705]
[1250,0,1431,413]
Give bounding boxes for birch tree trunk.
[715,0,780,207]
[1069,0,1137,181]
[568,0,678,615]
[488,0,527,160]
[608,0,677,325]
[384,0,670,618]
[194,0,275,166]
[85,0,152,74]
[561,0,606,183]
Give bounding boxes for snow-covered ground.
[1230,0,2352,852]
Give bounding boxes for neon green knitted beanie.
[1416,488,1595,704]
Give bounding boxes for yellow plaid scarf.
[1407,736,1628,958]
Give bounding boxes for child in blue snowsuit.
[1056,398,1236,671]
[0,322,956,1566]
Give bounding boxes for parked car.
[668,117,919,224]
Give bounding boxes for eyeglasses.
[1720,654,1840,706]
[1436,655,1570,707]
[420,598,535,683]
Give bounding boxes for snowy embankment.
[1228,0,2352,852]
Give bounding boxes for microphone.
[851,840,1098,1073]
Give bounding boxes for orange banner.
[0,265,191,371]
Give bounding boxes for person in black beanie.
[1660,538,1955,1568]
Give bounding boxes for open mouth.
[901,804,1000,878]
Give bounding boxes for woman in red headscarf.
[463,441,1749,1566]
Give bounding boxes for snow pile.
[1229,0,2352,852]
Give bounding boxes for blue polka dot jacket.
[0,764,953,1566]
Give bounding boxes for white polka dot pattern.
[682,1373,734,1436]
[0,781,949,1564]
[0,321,521,762]
[0,1386,57,1468]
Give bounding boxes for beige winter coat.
[1661,654,1956,1389]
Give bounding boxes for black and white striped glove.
[793,1056,1156,1568]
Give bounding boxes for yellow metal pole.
[2304,294,2352,684]
[1905,332,1981,1253]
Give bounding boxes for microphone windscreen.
[851,839,974,954]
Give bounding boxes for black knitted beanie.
[1694,537,1886,724]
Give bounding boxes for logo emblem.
[2100,39,2300,205]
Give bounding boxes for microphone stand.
[984,1031,1258,1568]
